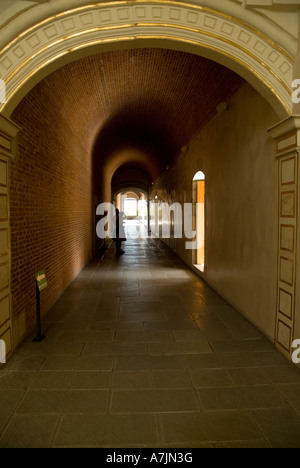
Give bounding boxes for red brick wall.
[10,77,93,337]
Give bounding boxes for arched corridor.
[1,0,300,449]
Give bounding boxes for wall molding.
[269,115,300,358]
[0,114,21,364]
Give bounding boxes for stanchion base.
[33,335,46,343]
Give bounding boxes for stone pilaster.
[0,114,21,363]
[269,116,300,358]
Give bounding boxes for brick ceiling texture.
[20,48,245,184]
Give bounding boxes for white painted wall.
[152,82,279,341]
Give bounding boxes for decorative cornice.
[268,115,300,139]
[0,1,297,55]
[0,114,22,160]
[0,1,294,119]
[0,114,21,137]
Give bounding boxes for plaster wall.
[152,82,279,340]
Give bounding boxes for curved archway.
[0,0,294,119]
[114,187,149,199]
[193,170,205,181]
[0,0,298,362]
[114,187,150,232]
[111,165,152,199]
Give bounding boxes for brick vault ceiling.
[17,48,245,181]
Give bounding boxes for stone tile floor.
[1,221,300,447]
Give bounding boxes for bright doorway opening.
[193,171,205,272]
[115,190,149,238]
[124,198,138,219]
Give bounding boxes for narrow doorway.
[193,171,205,272]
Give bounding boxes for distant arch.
[113,187,149,200]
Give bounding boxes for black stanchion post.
[33,273,46,342]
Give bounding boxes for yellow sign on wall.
[35,271,48,292]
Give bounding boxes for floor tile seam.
[52,444,146,449]
[1,387,33,434]
[107,356,116,415]
[193,401,293,412]
[19,388,111,394]
[191,384,205,412]
[184,360,293,369]
[154,414,164,446]
[198,380,283,390]
[194,381,292,391]
[210,439,270,448]
[110,387,200,393]
[186,367,233,389]
[17,411,119,416]
[246,410,276,448]
[274,389,300,416]
[0,369,39,386]
[223,368,236,386]
[157,426,268,447]
[106,410,204,415]
[49,414,63,448]
[0,408,21,439]
[25,369,43,390]
[6,408,280,416]
[75,343,85,357]
[157,414,167,446]
[29,369,112,373]
[28,386,112,391]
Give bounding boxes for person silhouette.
[113,209,127,255]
